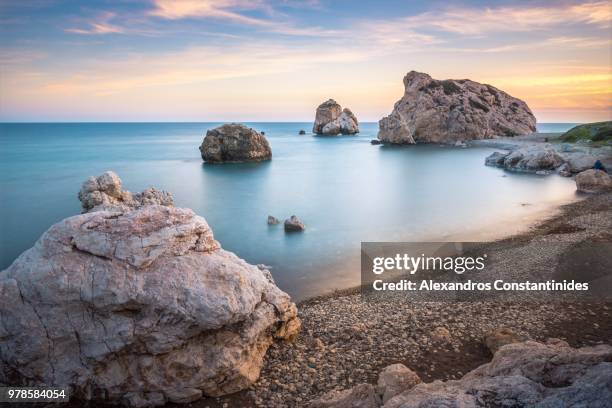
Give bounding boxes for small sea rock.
[285,215,305,232]
[268,215,280,225]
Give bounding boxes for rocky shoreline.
[195,191,612,407]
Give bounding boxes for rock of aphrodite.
[378,71,536,144]
[200,123,272,163]
[313,99,359,135]
[0,174,300,407]
[78,170,174,213]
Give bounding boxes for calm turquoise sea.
[0,122,579,299]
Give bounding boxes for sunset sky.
[0,0,610,122]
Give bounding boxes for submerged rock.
[299,129,306,135]
[313,99,359,135]
[200,123,272,163]
[0,178,300,406]
[484,144,564,173]
[284,215,305,232]
[575,169,612,193]
[78,171,173,213]
[377,71,536,144]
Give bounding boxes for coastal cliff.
[378,71,536,144]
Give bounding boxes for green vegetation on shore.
[560,121,612,145]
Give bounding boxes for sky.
[0,0,610,123]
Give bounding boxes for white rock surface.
[313,100,359,135]
[378,71,536,144]
[484,144,564,173]
[0,201,300,406]
[78,171,173,213]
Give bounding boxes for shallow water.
[0,122,579,299]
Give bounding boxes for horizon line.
[0,120,595,125]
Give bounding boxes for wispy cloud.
[401,1,611,35]
[148,0,270,23]
[28,42,366,96]
[65,12,124,35]
[147,0,338,37]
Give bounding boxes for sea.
[0,122,579,300]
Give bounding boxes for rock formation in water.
[284,215,305,232]
[484,144,564,173]
[313,99,359,135]
[378,71,536,144]
[310,339,612,407]
[575,169,612,193]
[200,123,272,163]
[78,171,174,213]
[0,173,300,407]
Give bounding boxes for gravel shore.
[190,192,612,408]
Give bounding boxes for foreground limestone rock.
[378,71,536,144]
[0,189,299,406]
[483,327,527,354]
[377,364,421,404]
[200,123,272,163]
[313,99,359,135]
[311,340,612,408]
[484,144,564,173]
[385,339,612,407]
[575,169,612,193]
[78,171,174,213]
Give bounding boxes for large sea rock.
[0,174,300,406]
[199,123,272,163]
[313,99,359,135]
[378,71,536,144]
